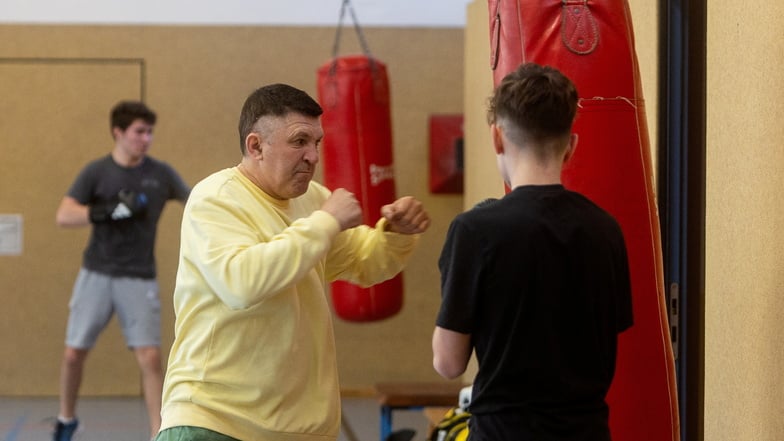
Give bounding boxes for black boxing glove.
[89,190,148,223]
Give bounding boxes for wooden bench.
[374,381,466,441]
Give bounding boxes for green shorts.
[155,426,241,441]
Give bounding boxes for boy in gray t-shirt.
[53,101,190,441]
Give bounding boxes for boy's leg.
[59,268,114,419]
[58,347,89,419]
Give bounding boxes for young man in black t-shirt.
[432,63,633,441]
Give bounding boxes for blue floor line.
[3,414,27,441]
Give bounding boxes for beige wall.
[705,2,784,440]
[463,1,501,210]
[0,24,465,396]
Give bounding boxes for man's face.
[254,112,323,200]
[114,119,153,159]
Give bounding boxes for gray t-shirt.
[67,154,190,278]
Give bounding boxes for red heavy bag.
[488,1,680,441]
[316,0,402,322]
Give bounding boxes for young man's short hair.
[487,63,578,145]
[110,101,157,132]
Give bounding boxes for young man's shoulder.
[82,154,114,168]
[560,188,619,219]
[141,155,176,170]
[449,199,504,235]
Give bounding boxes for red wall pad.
[317,55,403,322]
[429,114,465,194]
[487,1,680,440]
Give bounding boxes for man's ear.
[491,123,505,155]
[563,133,578,163]
[245,132,263,159]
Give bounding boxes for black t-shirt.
[436,185,633,441]
[67,154,190,278]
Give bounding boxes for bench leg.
[380,405,392,441]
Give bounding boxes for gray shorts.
[65,267,161,349]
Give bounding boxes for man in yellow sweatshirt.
[155,83,430,441]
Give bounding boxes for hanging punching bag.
[487,1,680,441]
[316,0,402,322]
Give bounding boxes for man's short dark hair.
[487,63,578,145]
[110,101,156,132]
[238,84,323,154]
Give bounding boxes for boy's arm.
[432,326,472,380]
[55,196,90,228]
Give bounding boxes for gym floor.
[0,396,431,441]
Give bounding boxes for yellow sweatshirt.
[160,167,419,441]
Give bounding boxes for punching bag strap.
[489,0,502,70]
[327,0,384,105]
[330,0,375,74]
[561,0,599,55]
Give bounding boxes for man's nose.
[304,145,320,163]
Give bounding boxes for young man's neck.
[505,152,564,188]
[508,169,562,188]
[111,148,144,168]
[504,136,574,189]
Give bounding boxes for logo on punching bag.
[369,164,394,186]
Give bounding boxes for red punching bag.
[316,0,402,322]
[488,1,680,441]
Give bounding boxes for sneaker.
[53,418,79,441]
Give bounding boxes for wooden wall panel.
[705,2,784,439]
[0,61,143,395]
